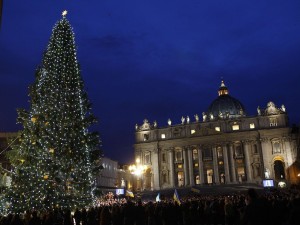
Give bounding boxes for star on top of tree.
[62,10,68,17]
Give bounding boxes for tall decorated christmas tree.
[3,11,101,213]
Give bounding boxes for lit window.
[191,129,196,134]
[194,163,199,167]
[178,164,183,169]
[161,134,166,139]
[232,125,240,130]
[215,127,220,132]
[219,161,224,165]
[250,123,255,129]
[196,175,200,184]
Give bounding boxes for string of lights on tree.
[0,10,102,213]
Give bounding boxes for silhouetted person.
[240,188,270,225]
[28,211,41,225]
[10,214,24,225]
[81,208,88,225]
[73,208,81,225]
[99,206,111,225]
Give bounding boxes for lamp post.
[129,158,147,192]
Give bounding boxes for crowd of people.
[0,187,300,225]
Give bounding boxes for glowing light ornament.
[31,116,38,123]
[49,148,55,153]
[44,173,49,180]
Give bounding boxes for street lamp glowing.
[129,159,148,191]
[129,163,147,176]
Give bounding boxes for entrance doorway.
[274,160,285,180]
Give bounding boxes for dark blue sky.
[1,0,300,164]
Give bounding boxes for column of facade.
[283,137,293,167]
[256,138,265,179]
[260,138,273,178]
[151,172,154,190]
[222,144,230,184]
[243,140,253,182]
[188,147,195,186]
[168,148,175,187]
[152,148,160,190]
[229,144,237,182]
[198,146,205,184]
[212,146,220,184]
[183,147,190,186]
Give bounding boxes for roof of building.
[206,81,246,120]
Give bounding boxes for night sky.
[1,0,300,164]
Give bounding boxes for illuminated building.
[134,81,299,190]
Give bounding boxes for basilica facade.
[133,81,299,190]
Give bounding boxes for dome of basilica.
[206,81,246,120]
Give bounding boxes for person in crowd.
[73,208,81,225]
[28,211,41,225]
[99,206,111,225]
[10,214,24,225]
[240,188,271,225]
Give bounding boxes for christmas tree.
[3,11,101,213]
